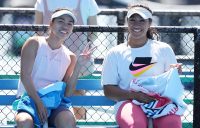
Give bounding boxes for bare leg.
[54,110,76,128]
[73,90,86,120]
[15,112,34,128]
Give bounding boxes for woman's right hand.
[131,91,156,104]
[78,42,97,66]
[35,99,48,125]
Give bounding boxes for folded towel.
[130,68,187,118]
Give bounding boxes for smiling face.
[127,14,151,40]
[50,14,74,40]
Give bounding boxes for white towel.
[130,68,187,118]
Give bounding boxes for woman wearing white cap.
[102,5,183,128]
[14,8,95,128]
[35,0,100,120]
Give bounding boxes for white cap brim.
[127,7,152,20]
[51,10,77,23]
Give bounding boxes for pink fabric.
[116,101,182,128]
[116,101,148,128]
[153,114,182,128]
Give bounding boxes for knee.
[116,101,147,128]
[55,115,76,128]
[15,117,33,128]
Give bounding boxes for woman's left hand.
[170,63,182,74]
[77,42,97,65]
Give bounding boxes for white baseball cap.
[127,7,153,20]
[51,10,77,23]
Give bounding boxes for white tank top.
[17,36,72,97]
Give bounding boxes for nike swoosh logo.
[129,62,156,71]
[130,64,155,77]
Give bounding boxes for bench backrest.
[0,79,115,106]
[0,78,193,106]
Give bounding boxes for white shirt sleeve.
[163,44,177,71]
[101,50,119,86]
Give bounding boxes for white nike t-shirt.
[102,39,177,90]
[101,39,177,114]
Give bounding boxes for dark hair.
[128,4,159,40]
[147,27,159,40]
